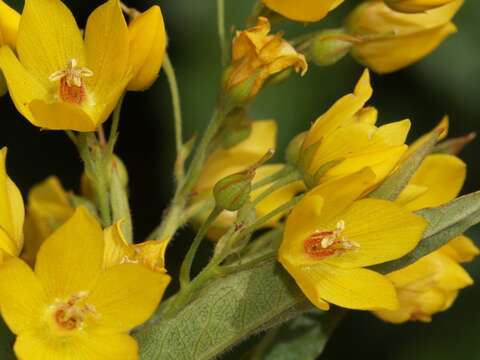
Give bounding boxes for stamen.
[49,59,93,105]
[51,291,98,331]
[304,220,359,259]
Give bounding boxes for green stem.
[151,107,228,240]
[249,194,303,232]
[216,0,228,66]
[179,207,222,288]
[108,93,125,155]
[163,53,184,181]
[251,165,296,191]
[219,251,276,275]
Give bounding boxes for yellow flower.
[0,0,132,131]
[262,0,344,22]
[0,147,24,259]
[376,150,478,323]
[127,5,167,91]
[225,17,307,101]
[104,221,169,273]
[279,168,427,310]
[195,120,302,239]
[345,0,463,74]
[374,251,473,323]
[22,176,75,265]
[299,69,409,187]
[0,0,20,48]
[385,0,457,13]
[0,207,170,359]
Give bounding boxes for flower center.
[49,59,93,105]
[304,220,359,259]
[52,291,97,331]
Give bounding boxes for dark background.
[1,0,479,359]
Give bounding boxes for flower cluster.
[0,0,477,358]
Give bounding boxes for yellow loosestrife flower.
[385,0,457,13]
[127,5,167,91]
[262,0,344,22]
[375,251,473,323]
[279,169,427,310]
[300,70,409,187]
[0,148,25,262]
[225,17,307,100]
[22,176,74,265]
[0,207,170,359]
[104,221,170,274]
[0,147,24,260]
[0,0,132,131]
[376,152,478,322]
[345,0,463,74]
[0,0,19,48]
[196,120,302,239]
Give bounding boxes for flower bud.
[127,5,167,91]
[0,0,20,48]
[308,29,354,67]
[213,171,254,211]
[385,0,456,13]
[285,132,306,166]
[262,0,344,22]
[221,109,252,149]
[345,0,463,74]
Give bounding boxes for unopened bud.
[222,109,252,149]
[285,132,307,166]
[222,66,261,107]
[214,171,254,211]
[308,29,354,67]
[126,5,167,91]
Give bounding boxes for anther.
[49,59,93,105]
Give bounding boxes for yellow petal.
[355,106,378,125]
[0,256,47,334]
[282,259,398,310]
[0,147,24,255]
[262,0,344,22]
[402,154,466,211]
[0,45,47,126]
[196,120,277,192]
[395,184,428,206]
[127,5,167,91]
[89,263,170,332]
[84,0,131,126]
[0,0,20,48]
[16,0,85,86]
[35,207,104,300]
[134,239,169,273]
[440,235,479,263]
[29,99,97,131]
[14,332,138,360]
[23,176,74,265]
[325,198,426,268]
[386,0,457,13]
[304,69,372,148]
[103,221,134,269]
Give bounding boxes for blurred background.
[1,0,479,359]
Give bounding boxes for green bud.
[285,132,307,166]
[308,29,354,67]
[213,171,254,211]
[0,71,7,97]
[221,66,261,107]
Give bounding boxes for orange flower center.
[49,59,93,105]
[304,220,359,259]
[52,291,97,331]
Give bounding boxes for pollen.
[304,220,359,259]
[49,59,93,105]
[51,291,98,331]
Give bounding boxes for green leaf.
[249,309,345,360]
[372,191,480,274]
[369,131,438,201]
[135,261,310,360]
